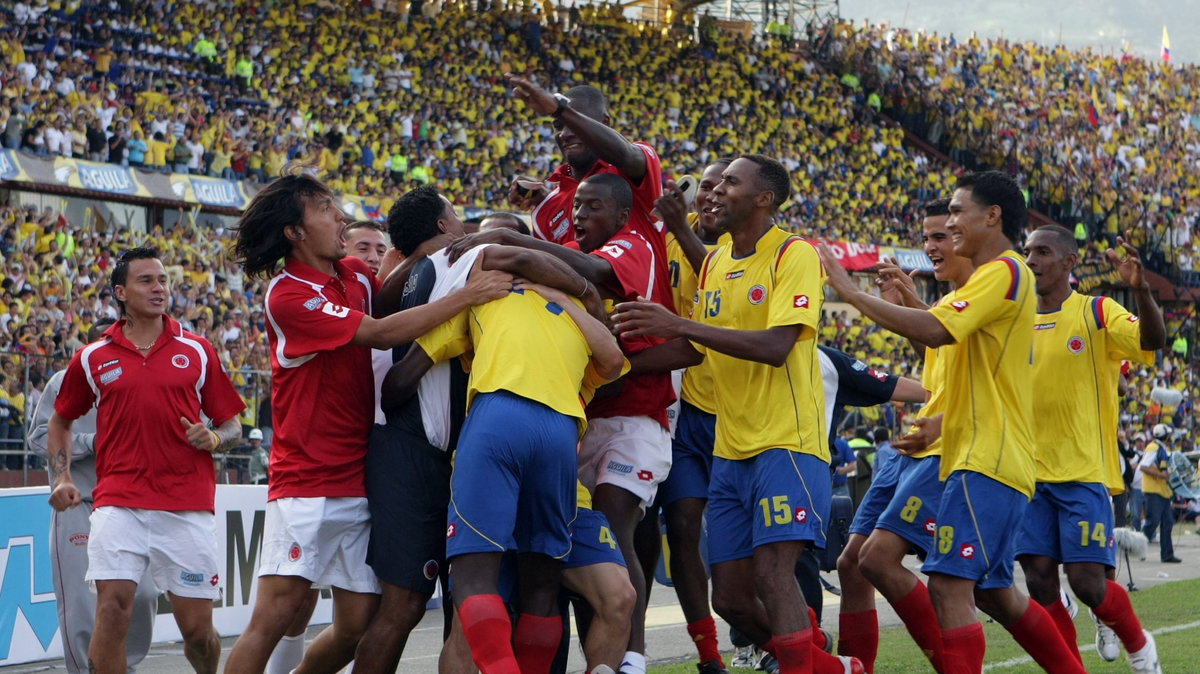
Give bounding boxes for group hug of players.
[40,74,1168,674]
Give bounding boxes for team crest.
[172,354,190,369]
[748,285,767,305]
[288,543,302,562]
[423,559,439,580]
[1067,337,1085,354]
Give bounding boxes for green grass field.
[649,579,1200,673]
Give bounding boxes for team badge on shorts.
[960,543,976,559]
[423,560,439,580]
[288,543,302,562]
[748,285,767,305]
[794,507,808,523]
[1067,336,1085,354]
[172,354,190,369]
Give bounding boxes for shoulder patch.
[303,297,323,311]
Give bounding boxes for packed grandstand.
[0,0,1196,475]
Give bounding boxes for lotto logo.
[209,574,220,587]
[960,543,976,559]
[288,543,302,562]
[794,508,808,523]
[793,295,809,309]
[869,369,888,382]
[446,523,457,539]
[924,518,936,535]
[1127,315,1139,322]
[951,300,969,312]
[637,470,654,482]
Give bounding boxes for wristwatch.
[552,93,571,118]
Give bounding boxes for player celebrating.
[46,248,245,674]
[817,172,1083,674]
[1018,225,1165,672]
[224,173,513,674]
[614,154,863,673]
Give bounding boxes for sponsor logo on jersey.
[793,295,809,309]
[321,302,350,318]
[172,354,190,369]
[748,284,767,305]
[852,360,868,371]
[1127,315,1139,323]
[794,507,808,523]
[951,300,969,312]
[869,369,888,381]
[180,571,204,586]
[303,297,324,311]
[725,270,745,280]
[69,533,89,546]
[99,367,123,385]
[100,358,120,369]
[1067,336,1085,354]
[924,518,936,535]
[209,574,220,586]
[637,470,654,482]
[1034,322,1057,330]
[607,460,633,475]
[446,523,457,539]
[959,543,975,559]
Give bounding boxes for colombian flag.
[1162,26,1171,63]
[1087,86,1101,128]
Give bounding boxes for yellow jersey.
[1140,441,1173,498]
[694,227,827,462]
[665,215,723,414]
[1032,292,1155,489]
[928,252,1036,496]
[908,309,958,460]
[416,290,615,431]
[577,481,593,509]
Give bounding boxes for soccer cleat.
[697,659,730,674]
[756,652,779,674]
[731,646,755,668]
[1061,588,1078,619]
[1128,630,1162,674]
[821,628,835,654]
[835,655,866,674]
[1094,614,1120,662]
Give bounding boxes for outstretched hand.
[1106,230,1148,290]
[506,74,558,116]
[611,298,686,339]
[816,242,857,296]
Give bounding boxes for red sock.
[772,630,812,674]
[458,595,520,674]
[1040,598,1081,664]
[890,580,944,671]
[1093,580,1148,652]
[762,636,778,657]
[807,607,827,651]
[687,616,724,665]
[940,623,985,674]
[837,610,878,673]
[1004,602,1086,674]
[513,613,562,674]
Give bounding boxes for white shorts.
[86,506,220,600]
[259,497,380,594]
[579,415,672,508]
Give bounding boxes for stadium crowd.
[822,21,1200,275]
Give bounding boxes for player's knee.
[711,585,752,625]
[177,620,216,647]
[597,577,636,624]
[1065,567,1108,607]
[95,595,134,627]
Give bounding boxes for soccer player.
[836,197,972,673]
[479,211,531,235]
[448,172,675,674]
[648,159,730,672]
[224,173,513,674]
[614,154,863,673]
[414,270,626,674]
[46,248,246,674]
[29,317,158,674]
[1017,224,1166,672]
[345,219,398,424]
[355,185,613,673]
[817,171,1084,674]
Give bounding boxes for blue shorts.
[447,391,578,560]
[659,402,717,506]
[564,508,627,570]
[875,455,944,553]
[922,471,1028,589]
[707,450,831,565]
[849,451,907,536]
[1015,482,1116,567]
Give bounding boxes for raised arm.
[1108,232,1166,351]
[445,227,616,286]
